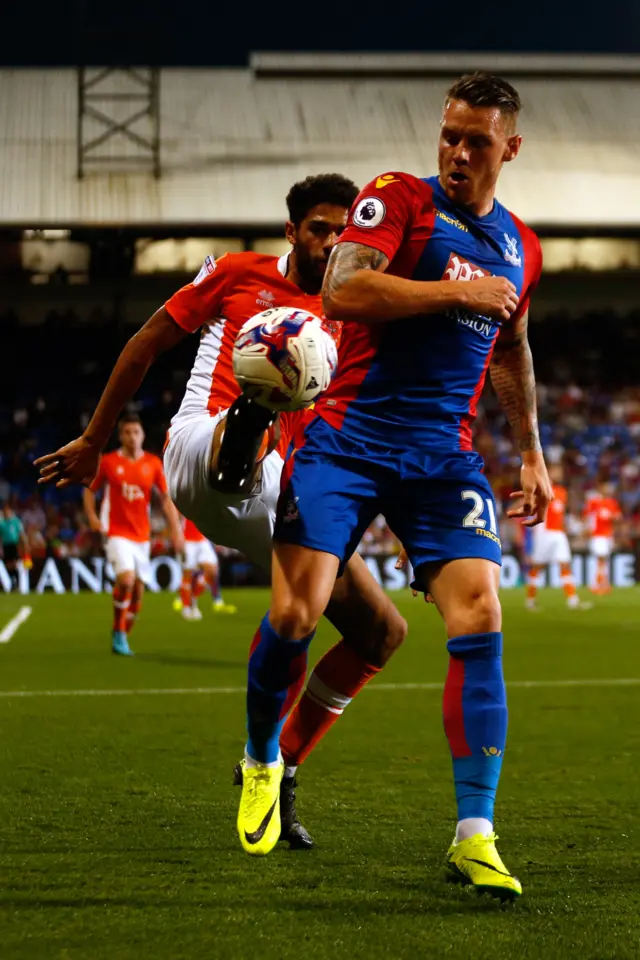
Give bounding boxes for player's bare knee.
[475,591,502,633]
[270,600,318,641]
[375,608,408,665]
[340,604,407,667]
[446,589,501,637]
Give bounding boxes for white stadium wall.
[1,60,640,227]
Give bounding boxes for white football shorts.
[164,412,283,574]
[530,528,572,566]
[106,536,151,584]
[590,535,613,559]
[184,538,218,570]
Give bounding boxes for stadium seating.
[2,306,639,562]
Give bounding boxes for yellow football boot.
[213,599,237,614]
[237,759,284,856]
[446,833,522,901]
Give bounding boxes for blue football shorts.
[275,415,502,577]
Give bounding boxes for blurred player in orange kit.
[584,479,623,595]
[82,413,185,655]
[525,464,590,610]
[173,516,237,620]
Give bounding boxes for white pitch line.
[0,606,32,644]
[375,678,640,691]
[0,677,638,698]
[0,686,245,699]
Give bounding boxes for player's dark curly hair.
[286,174,359,226]
[446,72,522,124]
[118,412,142,429]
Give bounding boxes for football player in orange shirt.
[173,516,237,619]
[36,175,408,851]
[584,479,623,594]
[525,464,590,610]
[82,413,184,655]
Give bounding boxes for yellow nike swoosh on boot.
[237,761,284,856]
[446,832,522,900]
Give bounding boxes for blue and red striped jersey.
[315,172,542,452]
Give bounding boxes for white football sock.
[244,748,282,770]
[455,817,493,842]
[284,765,297,780]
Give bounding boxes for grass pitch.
[0,587,639,959]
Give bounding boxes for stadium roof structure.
[251,51,640,78]
[0,58,639,228]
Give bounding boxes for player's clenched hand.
[35,436,101,489]
[507,452,553,528]
[461,276,519,322]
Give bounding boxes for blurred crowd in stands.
[2,305,640,563]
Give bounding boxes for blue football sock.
[246,613,313,764]
[443,631,507,825]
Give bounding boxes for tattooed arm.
[490,310,541,452]
[490,311,553,526]
[322,241,518,325]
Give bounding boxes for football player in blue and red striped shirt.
[240,72,553,897]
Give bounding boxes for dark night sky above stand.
[1,0,639,66]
